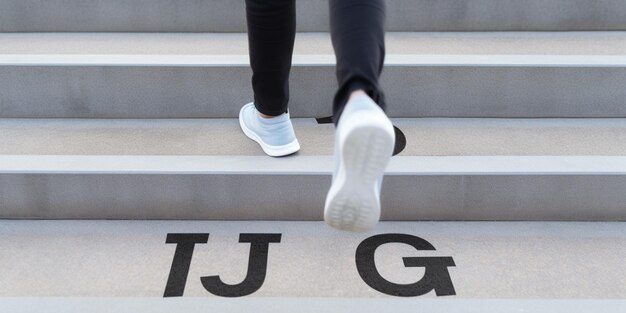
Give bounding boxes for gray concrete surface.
[3,118,626,156]
[1,155,626,220]
[1,58,625,118]
[0,221,624,299]
[2,32,625,118]
[3,155,626,175]
[3,32,626,55]
[1,0,625,32]
[2,298,625,313]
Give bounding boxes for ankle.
[258,110,288,119]
[348,89,368,102]
[259,112,275,119]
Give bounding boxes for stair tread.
[0,220,624,300]
[1,32,626,57]
[2,118,626,157]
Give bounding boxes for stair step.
[2,154,626,220]
[1,32,625,118]
[3,117,626,156]
[0,220,624,304]
[6,32,626,55]
[1,117,626,220]
[1,0,625,32]
[0,118,626,220]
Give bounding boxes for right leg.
[324,0,394,232]
[329,0,387,126]
[245,0,296,117]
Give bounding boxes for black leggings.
[245,0,387,126]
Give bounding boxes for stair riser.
[1,0,625,32]
[1,65,625,118]
[2,174,625,220]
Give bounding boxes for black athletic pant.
[245,0,387,126]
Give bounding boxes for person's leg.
[329,0,387,126]
[325,0,394,232]
[240,0,300,157]
[245,0,296,117]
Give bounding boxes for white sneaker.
[239,102,300,157]
[324,94,395,232]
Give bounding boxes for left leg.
[245,0,297,116]
[239,0,300,157]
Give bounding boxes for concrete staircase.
[1,0,625,310]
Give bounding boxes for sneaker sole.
[324,113,395,232]
[239,104,301,157]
